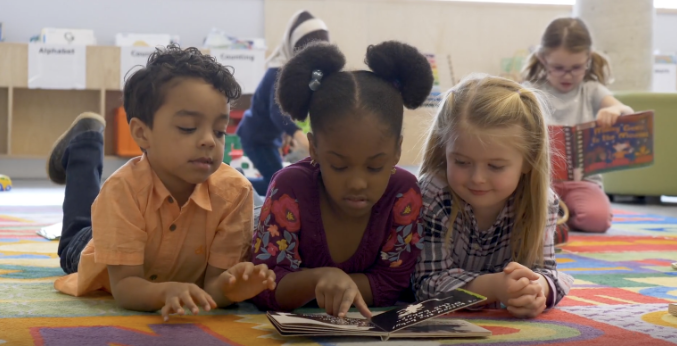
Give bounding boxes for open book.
[266,289,491,341]
[549,110,654,181]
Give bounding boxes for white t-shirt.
[526,80,612,186]
[525,80,612,126]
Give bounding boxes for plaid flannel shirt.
[412,173,574,308]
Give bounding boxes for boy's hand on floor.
[314,267,372,318]
[220,262,276,302]
[160,283,217,321]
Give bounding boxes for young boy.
[50,45,275,321]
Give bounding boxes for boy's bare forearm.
[112,276,168,312]
[204,274,234,308]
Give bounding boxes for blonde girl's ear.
[522,161,532,174]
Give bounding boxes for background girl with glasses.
[522,17,634,235]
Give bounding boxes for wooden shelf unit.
[0,43,253,160]
[0,87,8,155]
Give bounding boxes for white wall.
[265,0,571,82]
[1,0,264,47]
[655,11,677,55]
[2,0,676,56]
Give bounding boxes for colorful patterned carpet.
[1,205,676,345]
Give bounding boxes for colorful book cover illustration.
[549,111,654,181]
[266,289,491,341]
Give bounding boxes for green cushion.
[602,92,677,196]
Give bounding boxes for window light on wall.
[441,0,677,9]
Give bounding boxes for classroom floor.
[2,179,677,345]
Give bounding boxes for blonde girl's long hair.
[420,74,551,267]
[523,17,611,85]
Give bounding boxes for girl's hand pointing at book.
[314,268,372,318]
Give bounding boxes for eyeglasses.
[544,60,591,78]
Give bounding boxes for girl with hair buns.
[250,41,433,318]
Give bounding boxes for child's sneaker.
[46,112,106,185]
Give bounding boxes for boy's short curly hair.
[123,44,242,128]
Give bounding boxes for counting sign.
[120,46,157,88]
[28,44,87,89]
[211,49,266,94]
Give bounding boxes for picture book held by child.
[266,289,491,341]
[523,17,639,233]
[549,110,654,181]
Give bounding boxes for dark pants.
[241,143,283,196]
[57,131,103,274]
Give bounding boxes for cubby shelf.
[0,43,251,159]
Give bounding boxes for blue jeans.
[58,131,103,274]
[241,144,282,196]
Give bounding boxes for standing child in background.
[250,41,433,318]
[523,17,634,233]
[49,45,274,321]
[413,75,574,319]
[236,10,329,196]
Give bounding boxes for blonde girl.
[413,74,574,318]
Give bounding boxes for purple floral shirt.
[251,158,424,311]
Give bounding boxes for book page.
[370,289,485,333]
[267,312,376,332]
[394,318,491,337]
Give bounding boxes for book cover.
[266,289,490,341]
[549,110,654,181]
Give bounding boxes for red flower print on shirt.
[267,243,278,256]
[272,194,301,232]
[410,231,421,246]
[380,187,424,268]
[260,197,273,224]
[393,188,422,225]
[382,230,398,252]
